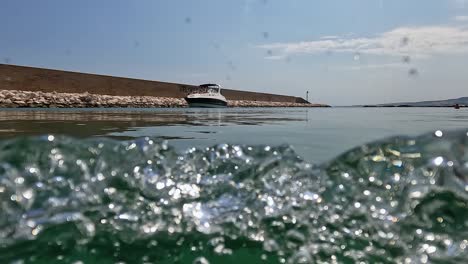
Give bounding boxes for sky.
[1,0,468,105]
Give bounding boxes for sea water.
[0,108,467,263]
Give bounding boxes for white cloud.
[264,55,286,60]
[453,15,468,21]
[258,25,468,59]
[332,63,407,71]
[453,0,467,9]
[320,35,340,40]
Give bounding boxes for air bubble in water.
[193,256,209,264]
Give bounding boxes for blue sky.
[1,0,468,105]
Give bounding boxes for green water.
[0,108,467,263]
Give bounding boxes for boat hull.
[185,97,228,108]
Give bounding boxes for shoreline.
[362,105,467,108]
[0,90,330,108]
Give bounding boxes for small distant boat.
[454,104,460,109]
[185,84,228,108]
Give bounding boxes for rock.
[13,100,26,105]
[80,92,93,103]
[0,89,326,108]
[2,98,12,104]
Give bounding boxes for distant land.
[361,97,468,107]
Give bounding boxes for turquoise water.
[0,108,467,263]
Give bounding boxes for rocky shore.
[0,90,328,108]
[229,100,328,107]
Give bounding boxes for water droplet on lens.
[212,43,220,50]
[353,52,360,61]
[227,61,236,70]
[401,36,410,46]
[408,68,418,77]
[402,55,411,63]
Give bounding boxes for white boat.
[185,84,228,108]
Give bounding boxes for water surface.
[1,108,468,263]
[0,129,467,263]
[1,107,467,163]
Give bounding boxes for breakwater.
[0,90,325,108]
[0,64,322,105]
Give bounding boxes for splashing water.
[0,130,467,263]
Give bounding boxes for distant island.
[362,97,468,107]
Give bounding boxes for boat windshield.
[208,88,220,93]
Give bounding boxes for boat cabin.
[198,84,221,94]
